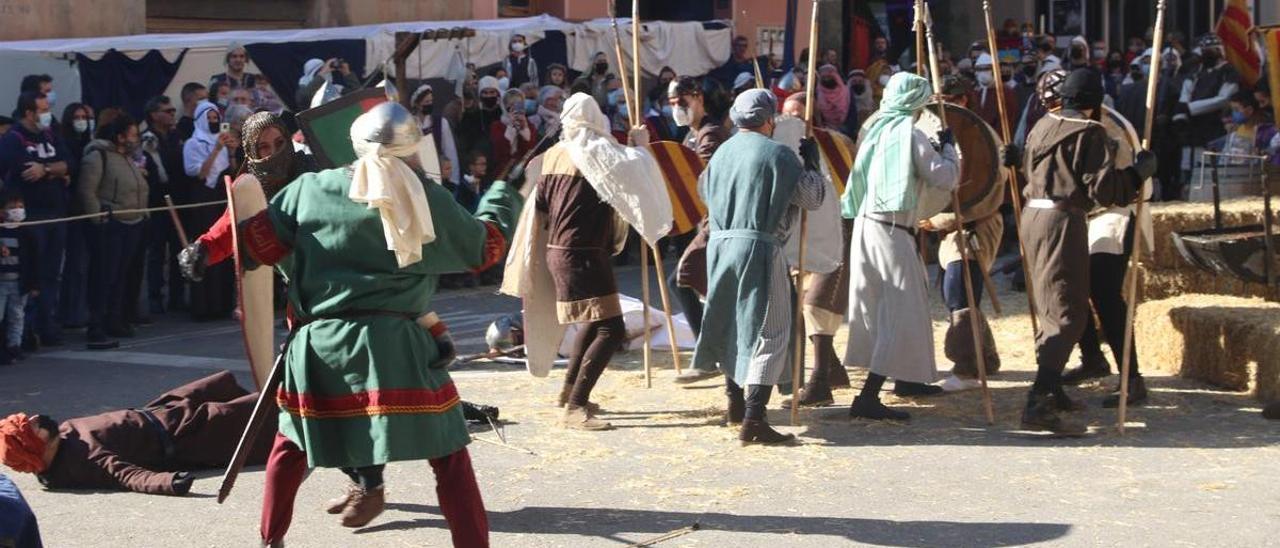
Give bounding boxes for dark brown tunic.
[37,371,272,495]
[675,119,730,295]
[1019,110,1139,375]
[535,144,622,323]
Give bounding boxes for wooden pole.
[745,9,766,89]
[1118,0,1167,434]
[609,4,637,126]
[611,2,650,387]
[982,1,1038,333]
[791,0,820,427]
[651,246,683,374]
[927,2,994,425]
[163,195,190,248]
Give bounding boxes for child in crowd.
[0,192,37,365]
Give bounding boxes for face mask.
[248,148,294,187]
[672,105,693,127]
[594,62,608,75]
[878,75,891,87]
[511,42,526,53]
[209,121,221,134]
[976,71,994,86]
[1202,50,1220,64]
[1022,66,1037,78]
[46,91,57,109]
[5,208,26,225]
[607,89,623,107]
[616,102,629,120]
[216,98,229,108]
[37,112,53,130]
[661,104,673,118]
[821,78,837,89]
[1231,110,1248,124]
[524,99,537,116]
[1092,49,1105,60]
[481,96,499,109]
[851,84,867,95]
[73,119,89,134]
[497,77,510,91]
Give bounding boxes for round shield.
[915,102,1006,220]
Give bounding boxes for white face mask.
[511,42,526,53]
[37,112,53,130]
[45,91,57,109]
[5,208,25,225]
[976,70,994,86]
[878,75,891,87]
[73,119,89,134]
[672,105,693,127]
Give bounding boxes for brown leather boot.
[739,419,798,446]
[556,386,600,413]
[813,335,851,389]
[325,482,360,514]
[339,485,386,528]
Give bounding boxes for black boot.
[1062,355,1112,386]
[893,380,944,398]
[1264,402,1280,420]
[1102,375,1148,408]
[1053,387,1086,412]
[1021,393,1086,436]
[796,335,834,407]
[739,419,797,446]
[725,382,746,425]
[848,396,910,421]
[812,335,851,389]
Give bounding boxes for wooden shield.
[916,102,1005,219]
[646,141,707,236]
[296,88,390,169]
[227,174,275,389]
[812,127,855,195]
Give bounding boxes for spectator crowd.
[0,25,1277,361]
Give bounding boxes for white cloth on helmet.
[558,93,672,245]
[348,134,436,268]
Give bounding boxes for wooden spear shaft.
[926,2,994,424]
[791,0,820,427]
[1118,0,1167,434]
[981,0,1038,332]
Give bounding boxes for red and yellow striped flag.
[646,141,707,236]
[1266,28,1280,125]
[1216,0,1261,86]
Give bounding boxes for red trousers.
[260,433,490,547]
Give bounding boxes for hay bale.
[1137,294,1280,401]
[1148,198,1270,271]
[1139,265,1273,301]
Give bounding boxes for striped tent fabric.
[1216,0,1261,86]
[1266,28,1280,125]
[812,127,855,196]
[647,141,707,236]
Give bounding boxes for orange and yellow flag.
[1216,0,1261,86]
[1265,28,1280,125]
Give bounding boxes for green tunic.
[263,167,520,468]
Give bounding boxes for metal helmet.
[1196,33,1223,50]
[349,101,419,157]
[1036,68,1068,111]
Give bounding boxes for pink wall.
[732,0,812,61]
[472,0,497,20]
[561,0,608,21]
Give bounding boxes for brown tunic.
[675,119,729,295]
[37,371,272,495]
[1019,110,1139,375]
[535,144,622,323]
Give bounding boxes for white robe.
[844,129,959,383]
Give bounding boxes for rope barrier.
[7,200,227,228]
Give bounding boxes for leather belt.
[863,216,918,238]
[136,408,176,462]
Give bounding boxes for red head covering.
[0,413,48,474]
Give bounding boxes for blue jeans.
[87,220,144,331]
[23,221,65,340]
[942,260,985,312]
[0,280,27,347]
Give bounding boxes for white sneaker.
[941,374,982,392]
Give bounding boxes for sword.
[217,344,287,504]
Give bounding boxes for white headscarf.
[559,93,672,245]
[347,108,436,268]
[299,58,325,87]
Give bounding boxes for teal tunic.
[691,131,822,388]
[262,168,520,468]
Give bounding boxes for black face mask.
[1022,66,1037,78]
[851,84,867,95]
[821,78,838,89]
[1201,51,1221,65]
[481,96,499,109]
[208,121,221,134]
[594,62,608,75]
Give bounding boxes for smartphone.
[219,122,230,134]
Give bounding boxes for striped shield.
[812,128,854,196]
[646,141,707,236]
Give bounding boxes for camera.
[219,122,230,134]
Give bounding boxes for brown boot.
[561,405,613,431]
[556,387,601,414]
[325,482,360,514]
[339,485,386,528]
[813,335,851,389]
[739,419,798,446]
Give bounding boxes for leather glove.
[1172,102,1191,121]
[937,128,955,150]
[1130,149,1158,181]
[178,241,208,282]
[419,313,456,369]
[1000,144,1022,168]
[798,137,822,172]
[171,471,194,495]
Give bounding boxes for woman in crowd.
[488,89,537,181]
[181,101,237,320]
[57,103,95,329]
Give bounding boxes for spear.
[1117,0,1167,434]
[791,0,820,427]
[925,1,994,424]
[981,0,1038,331]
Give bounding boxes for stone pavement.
[2,266,1278,547]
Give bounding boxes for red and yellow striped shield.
[1216,0,1261,86]
[812,127,855,196]
[647,141,707,236]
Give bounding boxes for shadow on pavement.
[363,504,1072,547]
